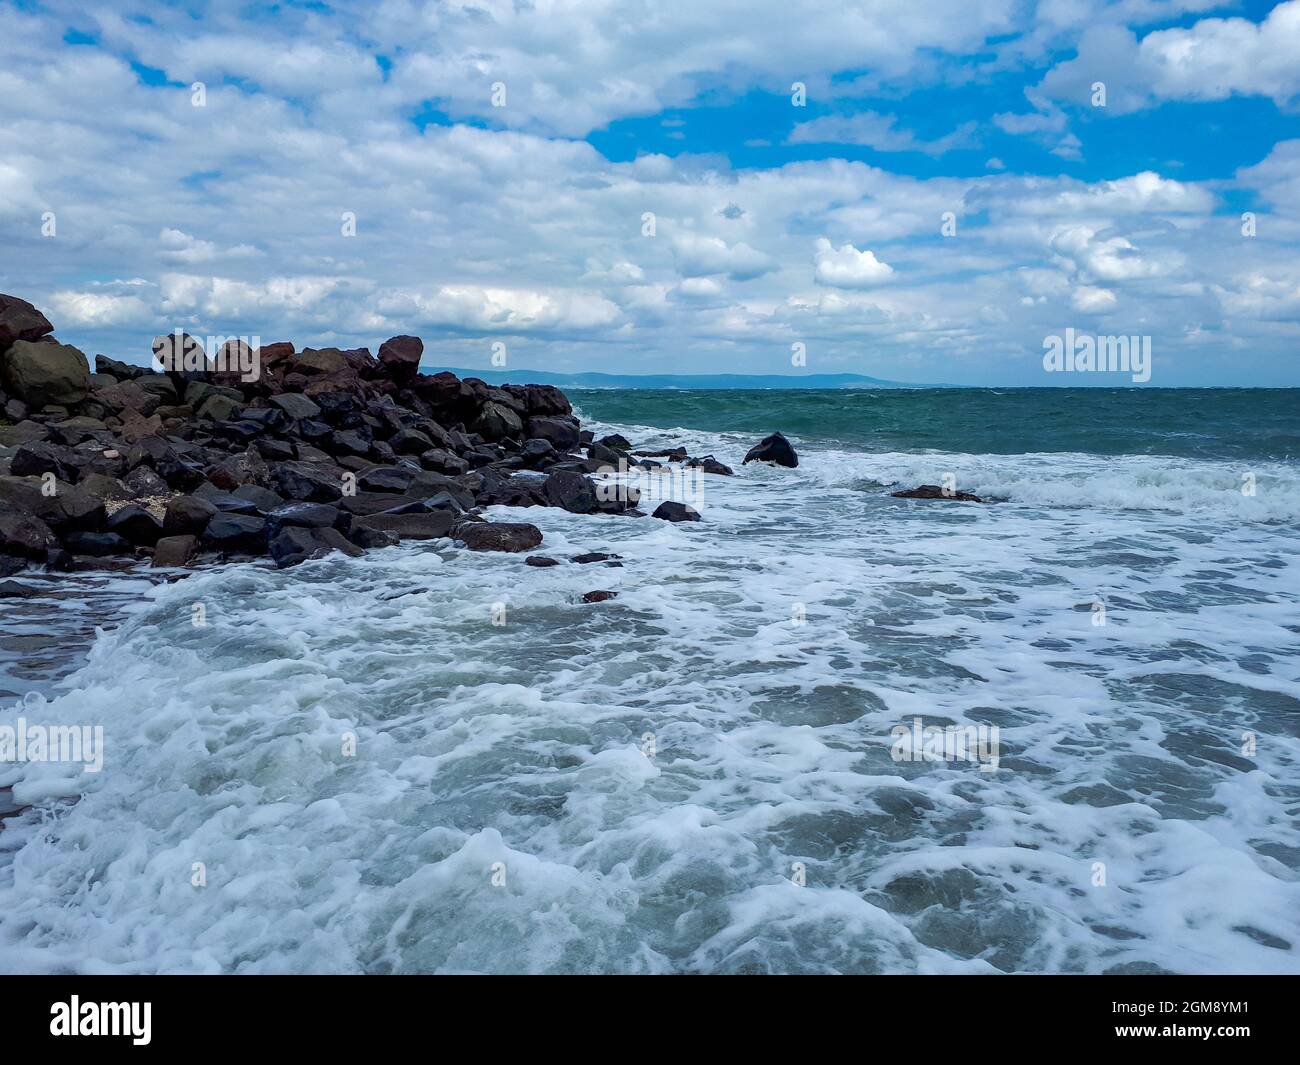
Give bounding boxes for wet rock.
[0,579,39,598]
[348,524,399,550]
[201,513,268,552]
[151,534,199,568]
[572,552,622,564]
[269,526,324,567]
[351,510,455,541]
[582,590,617,603]
[652,500,701,522]
[266,502,348,536]
[542,469,598,514]
[742,432,798,468]
[456,520,543,552]
[525,555,560,567]
[63,530,132,557]
[891,485,983,503]
[0,510,59,558]
[687,455,734,475]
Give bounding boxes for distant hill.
[425,368,942,389]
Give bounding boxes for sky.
[2,0,1300,386]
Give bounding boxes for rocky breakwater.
[0,293,734,579]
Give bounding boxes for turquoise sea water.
[572,387,1300,462]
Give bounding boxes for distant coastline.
[424,368,948,390]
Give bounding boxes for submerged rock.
[891,485,983,503]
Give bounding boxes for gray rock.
[456,520,543,553]
[1,340,91,408]
[151,534,199,567]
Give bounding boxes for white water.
[1,420,1298,973]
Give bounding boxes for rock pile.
[0,294,724,574]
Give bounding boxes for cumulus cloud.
[1038,2,1300,113]
[813,238,895,288]
[0,0,1294,383]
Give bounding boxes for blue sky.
[3,0,1300,385]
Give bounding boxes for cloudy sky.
[3,0,1299,385]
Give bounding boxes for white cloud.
[789,113,976,156]
[671,234,777,281]
[47,290,150,327]
[813,238,895,288]
[1071,285,1118,312]
[1039,2,1300,113]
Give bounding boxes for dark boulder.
[63,531,132,557]
[527,416,580,452]
[348,524,399,550]
[0,511,58,558]
[525,555,560,567]
[151,535,199,568]
[162,495,219,536]
[420,448,470,476]
[267,502,349,536]
[106,504,164,546]
[652,501,702,522]
[582,590,618,603]
[543,470,597,514]
[1,340,91,408]
[269,393,322,420]
[274,461,345,502]
[202,513,268,552]
[475,401,523,442]
[455,520,543,553]
[351,510,455,541]
[378,335,423,384]
[687,455,734,476]
[357,465,417,493]
[0,294,54,348]
[742,432,798,468]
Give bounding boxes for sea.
[1,387,1297,973]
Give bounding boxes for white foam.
[1,419,1298,973]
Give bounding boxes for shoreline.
[1,294,753,582]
